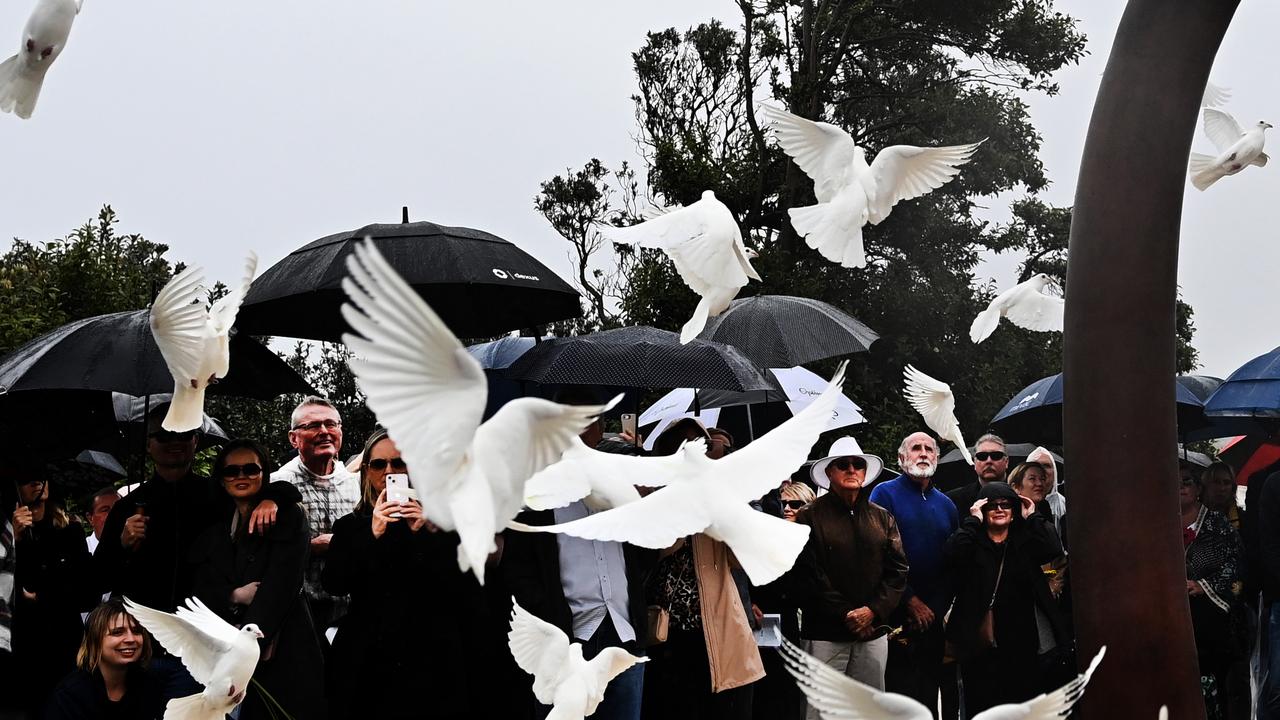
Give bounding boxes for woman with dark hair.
[44,599,164,719]
[7,461,98,715]
[944,482,1067,716]
[322,428,482,719]
[186,439,326,720]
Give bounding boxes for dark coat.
[1257,470,1280,603]
[794,492,909,640]
[322,509,483,720]
[943,490,1067,662]
[502,508,658,649]
[946,481,983,517]
[43,665,165,720]
[187,502,326,720]
[95,472,301,611]
[14,517,98,713]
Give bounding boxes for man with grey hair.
[273,395,360,642]
[868,431,958,718]
[946,432,1009,515]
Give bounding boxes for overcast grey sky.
[1,0,1275,379]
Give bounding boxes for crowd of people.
[0,392,1274,720]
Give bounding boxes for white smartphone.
[385,473,412,514]
[621,413,637,439]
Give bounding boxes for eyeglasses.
[219,463,263,479]
[293,419,341,432]
[366,457,407,471]
[974,451,1006,462]
[830,457,867,472]
[149,429,197,442]
[985,500,1015,511]
[783,499,808,510]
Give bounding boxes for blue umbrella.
[991,372,1209,444]
[1202,346,1280,434]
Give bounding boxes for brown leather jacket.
[690,534,766,691]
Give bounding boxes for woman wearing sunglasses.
[322,428,482,720]
[943,482,1067,716]
[185,439,326,720]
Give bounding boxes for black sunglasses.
[220,463,263,479]
[985,500,1015,511]
[367,457,408,471]
[975,451,1006,462]
[830,457,867,472]
[783,499,808,510]
[149,429,198,443]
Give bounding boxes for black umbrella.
[238,218,583,342]
[696,295,879,367]
[506,326,778,393]
[0,309,314,399]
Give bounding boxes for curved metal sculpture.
[1064,0,1240,717]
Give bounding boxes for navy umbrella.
[991,372,1208,444]
[238,217,582,342]
[1203,347,1280,435]
[696,295,879,367]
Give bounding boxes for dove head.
[241,623,265,640]
[744,248,760,260]
[1259,121,1274,131]
[701,190,716,200]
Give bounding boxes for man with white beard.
[868,431,959,719]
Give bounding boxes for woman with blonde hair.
[44,599,164,719]
[780,482,816,522]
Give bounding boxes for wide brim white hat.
[810,436,884,489]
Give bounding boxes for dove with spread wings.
[903,365,972,466]
[969,273,1064,344]
[1189,107,1270,191]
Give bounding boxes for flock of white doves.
[7,0,1245,717]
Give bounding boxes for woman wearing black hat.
[943,482,1068,715]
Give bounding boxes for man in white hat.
[793,436,909,706]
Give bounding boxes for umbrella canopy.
[238,220,582,342]
[696,295,879,367]
[506,326,778,393]
[465,335,549,369]
[0,310,315,399]
[991,372,1208,444]
[1204,346,1280,423]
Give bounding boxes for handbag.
[976,545,1008,650]
[647,605,670,645]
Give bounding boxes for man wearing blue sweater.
[869,431,959,718]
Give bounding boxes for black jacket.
[1257,470,1280,603]
[44,666,165,720]
[502,508,658,649]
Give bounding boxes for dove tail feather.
[969,306,1001,344]
[162,383,206,433]
[714,508,811,586]
[162,693,216,720]
[0,55,45,120]
[1188,153,1223,191]
[681,296,713,344]
[789,204,866,268]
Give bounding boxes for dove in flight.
[523,436,703,512]
[761,103,983,268]
[150,253,258,433]
[0,0,81,119]
[781,638,1104,720]
[969,273,1064,344]
[903,365,972,465]
[1189,107,1271,191]
[509,363,847,586]
[1201,81,1230,108]
[124,596,262,720]
[600,190,760,343]
[508,598,647,720]
[341,239,618,584]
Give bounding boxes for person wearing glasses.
[946,433,1009,517]
[791,437,906,710]
[95,404,300,703]
[187,439,326,720]
[322,428,482,720]
[779,482,816,522]
[943,483,1066,716]
[271,396,360,643]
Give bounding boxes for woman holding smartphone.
[323,428,482,720]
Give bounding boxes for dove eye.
[25,39,34,53]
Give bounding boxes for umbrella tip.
[402,206,410,224]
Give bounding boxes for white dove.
[1201,81,1230,108]
[903,365,972,465]
[340,239,618,584]
[508,598,647,720]
[509,363,847,586]
[1189,107,1271,191]
[124,596,262,720]
[600,190,760,343]
[149,253,258,433]
[761,103,983,268]
[523,436,703,512]
[781,638,1105,720]
[0,0,81,119]
[969,273,1064,344]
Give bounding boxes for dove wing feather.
[601,204,748,295]
[208,252,258,334]
[523,439,698,511]
[149,265,210,383]
[340,240,487,495]
[780,638,934,719]
[509,480,710,549]
[903,365,958,436]
[590,646,647,685]
[1203,108,1244,154]
[866,142,983,222]
[761,104,859,203]
[508,600,572,705]
[1201,81,1231,108]
[124,597,235,687]
[973,646,1105,720]
[1004,289,1065,333]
